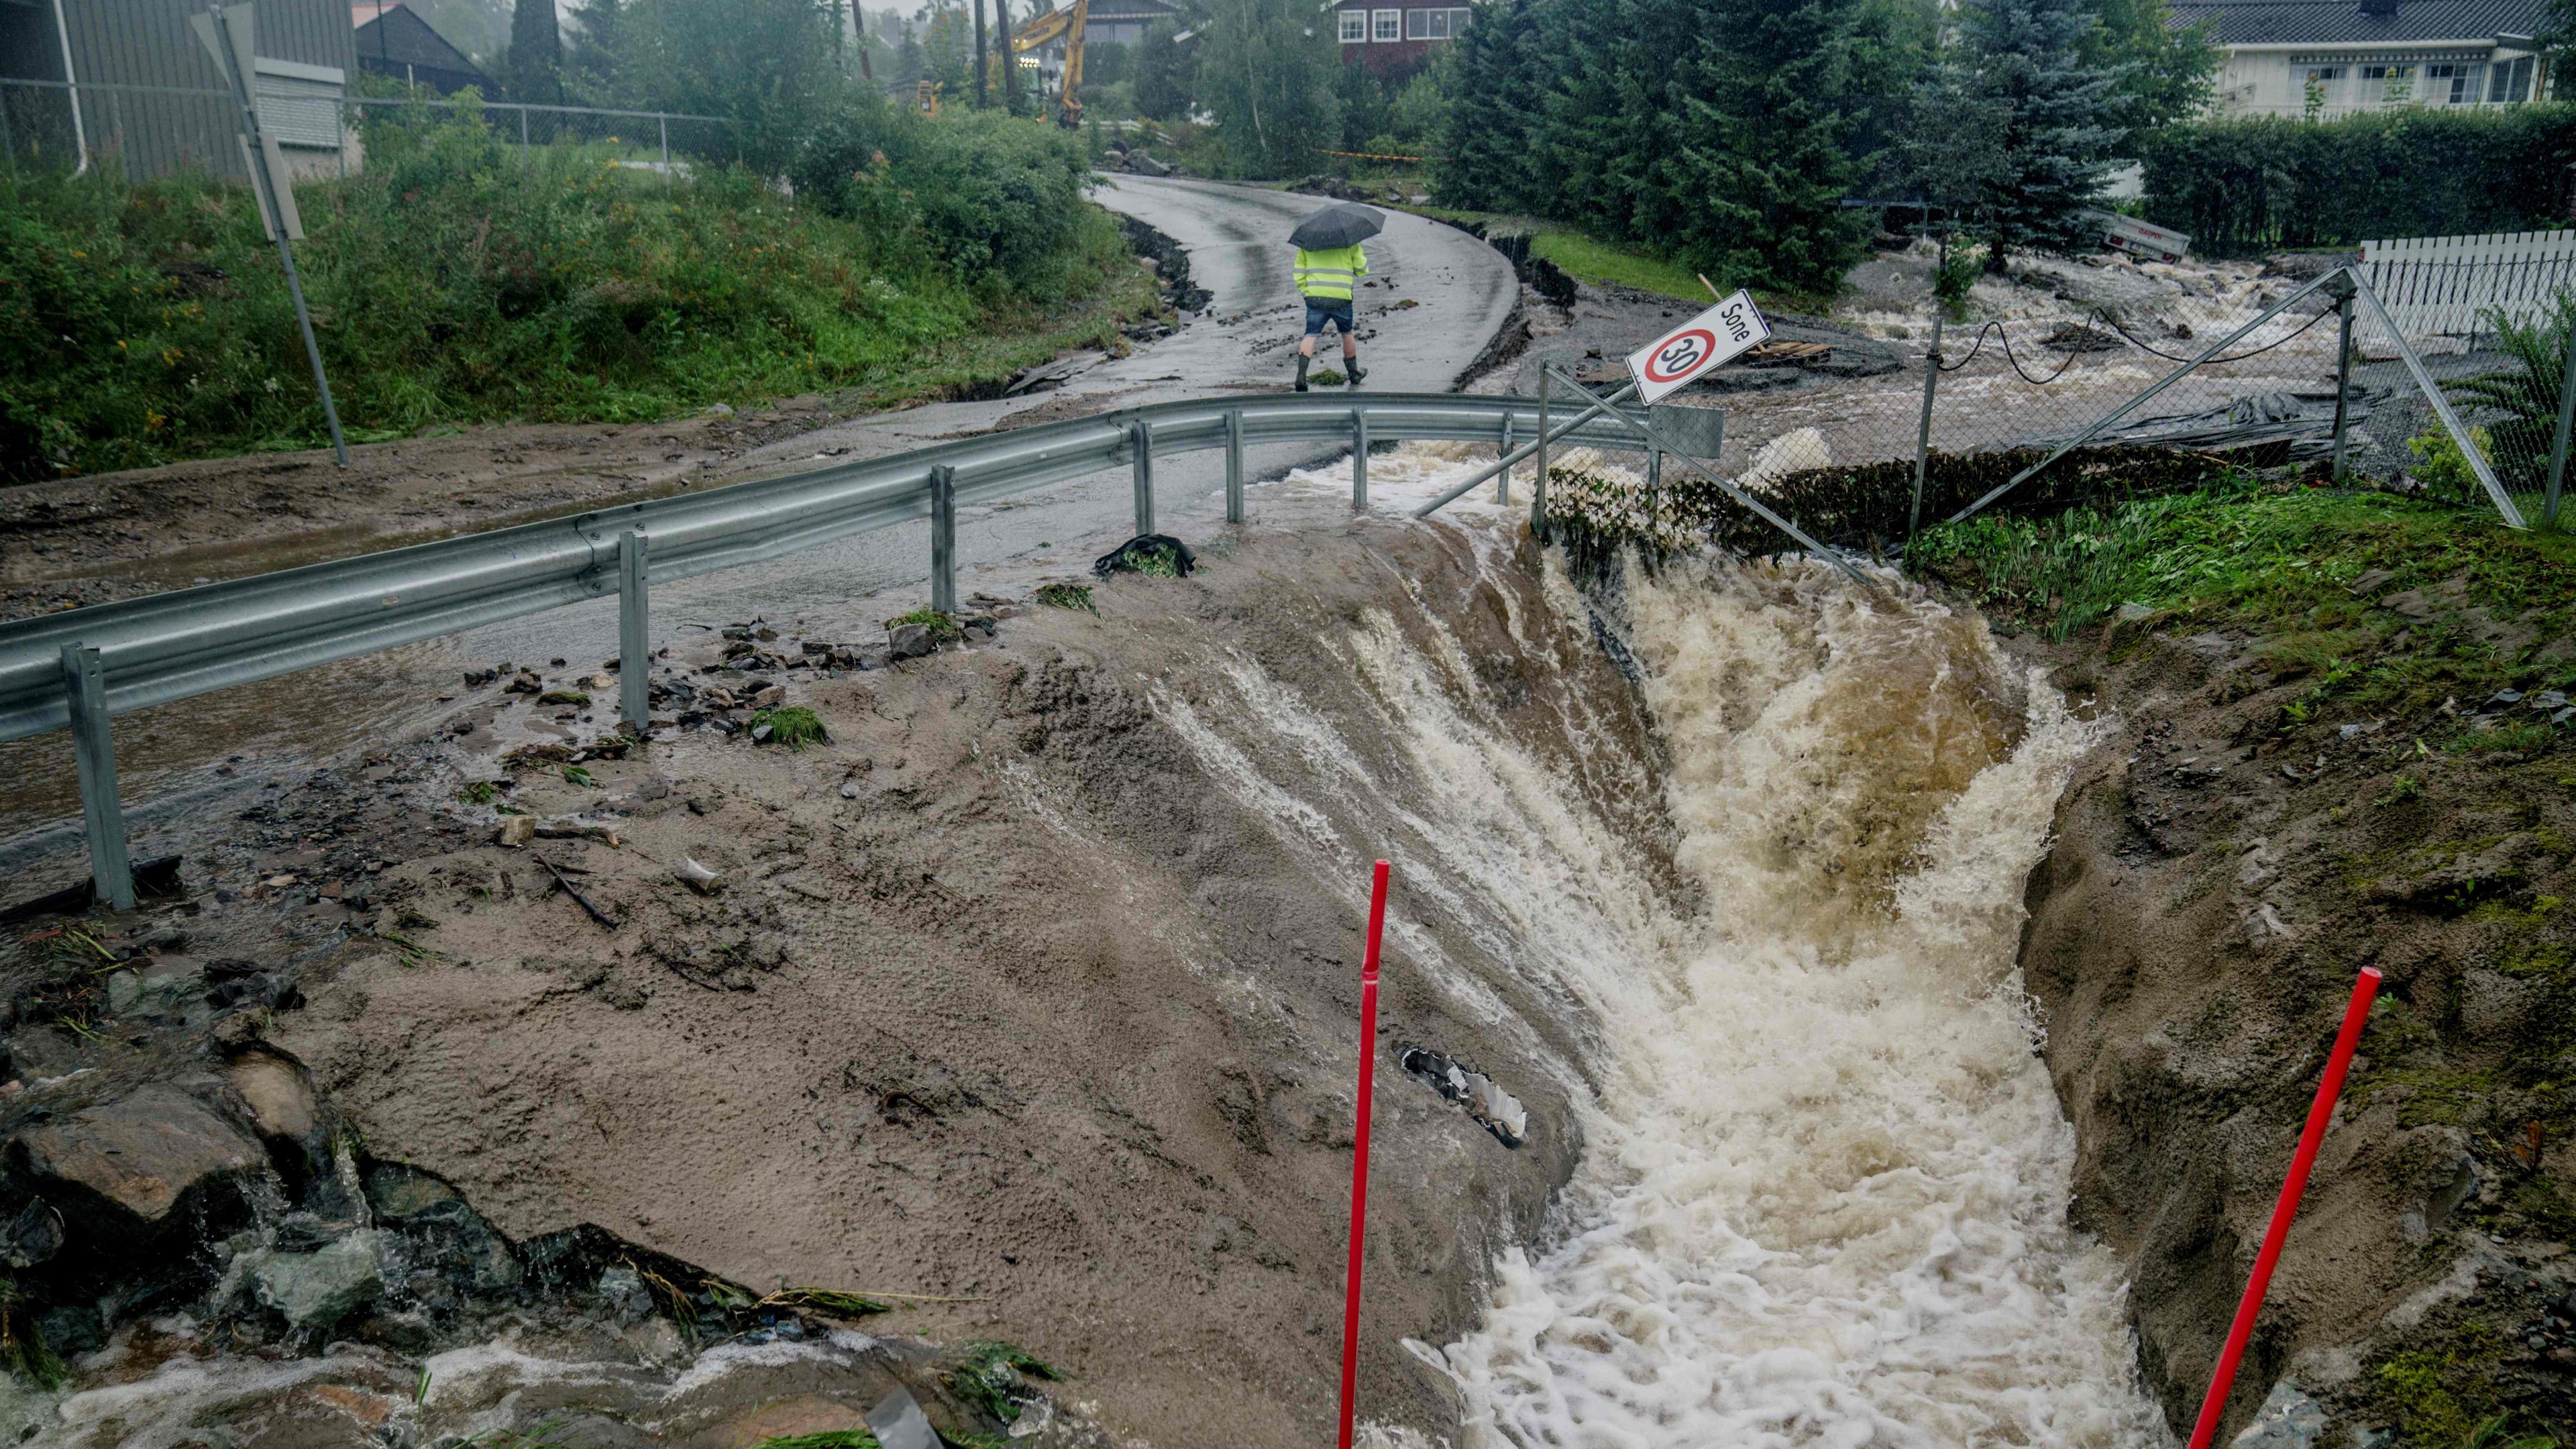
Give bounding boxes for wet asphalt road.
[0,176,1517,864]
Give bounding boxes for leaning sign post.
[1626,288,1772,404]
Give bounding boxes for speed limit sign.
[1625,288,1771,403]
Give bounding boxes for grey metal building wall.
[42,0,357,178]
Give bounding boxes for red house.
[1332,0,1472,80]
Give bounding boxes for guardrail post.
[930,464,959,614]
[1497,415,1513,506]
[1351,409,1368,510]
[60,645,134,912]
[1225,407,1245,524]
[1534,369,1552,541]
[618,531,650,728]
[1131,419,1155,536]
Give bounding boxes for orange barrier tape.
[1313,148,1442,162]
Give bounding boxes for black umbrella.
[1289,201,1386,251]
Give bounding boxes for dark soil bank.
[2017,608,2576,1446]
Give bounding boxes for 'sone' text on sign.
[1625,290,1772,404]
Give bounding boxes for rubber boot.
[1346,360,1366,387]
[1295,354,1309,392]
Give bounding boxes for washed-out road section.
[0,176,1518,870]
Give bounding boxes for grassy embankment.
[0,98,1162,482]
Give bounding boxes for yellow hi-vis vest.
[1294,244,1368,301]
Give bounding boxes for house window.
[2488,56,2534,103]
[2361,62,2415,102]
[1371,8,1401,41]
[1404,7,1471,40]
[2425,62,2481,103]
[1338,9,1367,42]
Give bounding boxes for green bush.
[789,101,1099,300]
[2135,106,2576,256]
[0,93,1132,481]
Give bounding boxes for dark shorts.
[1303,297,1354,337]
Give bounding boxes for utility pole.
[994,0,1013,111]
[974,0,988,106]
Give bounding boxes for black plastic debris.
[1092,534,1195,580]
[1396,1045,1529,1148]
[0,855,185,925]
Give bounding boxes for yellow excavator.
[1008,0,1089,129]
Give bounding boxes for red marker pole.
[1337,859,1391,1449]
[2186,965,2382,1449]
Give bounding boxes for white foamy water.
[1158,508,2169,1448]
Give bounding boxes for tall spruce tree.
[1193,0,1341,179]
[1664,0,1869,294]
[1957,0,2123,268]
[1433,0,1544,211]
[507,0,564,105]
[1134,19,1191,120]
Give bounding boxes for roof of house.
[1081,0,1178,19]
[352,1,488,80]
[2167,0,2547,45]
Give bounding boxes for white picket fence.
[2357,229,2576,337]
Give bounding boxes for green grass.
[1911,478,2576,737]
[1034,583,1095,612]
[748,706,828,749]
[1,97,1161,481]
[942,1342,1057,1426]
[887,607,964,643]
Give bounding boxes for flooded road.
[0,178,1517,872]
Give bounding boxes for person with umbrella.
[1290,201,1384,392]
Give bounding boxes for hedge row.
[2134,105,2576,257]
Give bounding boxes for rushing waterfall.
[1164,491,2169,1447]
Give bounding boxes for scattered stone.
[17,1085,264,1230]
[598,1265,653,1323]
[752,685,785,709]
[0,1199,63,1269]
[227,1050,320,1146]
[252,1228,385,1330]
[887,623,936,661]
[504,672,543,694]
[463,667,500,687]
[2116,602,2152,623]
[2229,1380,2324,1449]
[538,690,592,707]
[1395,1046,1529,1147]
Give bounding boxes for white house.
[2170,0,2549,119]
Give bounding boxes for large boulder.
[15,1085,263,1236]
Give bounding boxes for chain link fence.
[1648,235,2572,533]
[0,78,737,184]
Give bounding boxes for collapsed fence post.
[1910,305,1944,539]
[1336,859,1392,1449]
[1534,370,1550,540]
[617,531,649,729]
[2546,313,2576,531]
[1130,419,1155,536]
[2350,272,2527,529]
[60,645,135,912]
[2327,272,2358,482]
[1352,409,1368,511]
[1546,365,1873,586]
[2185,966,2382,1449]
[929,464,958,616]
[1224,407,1245,523]
[1497,414,1513,506]
[1949,267,2345,525]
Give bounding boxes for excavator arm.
[1006,0,1087,127]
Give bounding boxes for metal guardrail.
[4,390,1666,907]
